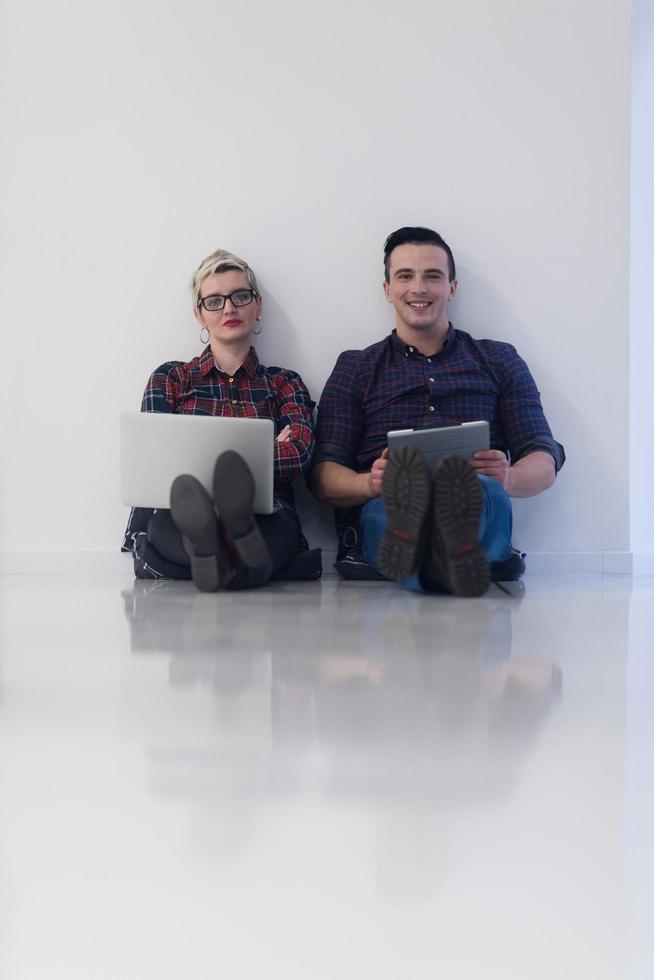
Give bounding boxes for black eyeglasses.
[198,289,257,312]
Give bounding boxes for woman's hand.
[276,425,292,443]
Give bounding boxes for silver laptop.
[387,420,490,474]
[120,413,275,513]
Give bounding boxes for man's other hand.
[470,449,510,489]
[368,448,389,497]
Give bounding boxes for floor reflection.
[122,580,562,902]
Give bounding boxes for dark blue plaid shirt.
[314,326,565,472]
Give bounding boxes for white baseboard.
[602,551,635,575]
[600,552,654,575]
[523,551,654,575]
[1,550,653,577]
[524,551,603,574]
[0,551,133,574]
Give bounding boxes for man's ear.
[383,280,391,302]
[448,279,458,301]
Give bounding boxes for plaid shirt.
[314,326,565,472]
[141,346,315,488]
[122,346,314,551]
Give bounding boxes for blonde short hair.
[190,249,260,309]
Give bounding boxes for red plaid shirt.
[141,345,315,498]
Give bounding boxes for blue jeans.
[361,474,513,594]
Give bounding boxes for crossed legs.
[134,451,302,591]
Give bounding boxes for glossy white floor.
[1,567,653,980]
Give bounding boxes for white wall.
[630,0,654,557]
[0,0,631,556]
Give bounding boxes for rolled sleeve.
[496,347,565,472]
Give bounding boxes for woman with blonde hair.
[122,248,320,590]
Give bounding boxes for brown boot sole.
[431,456,490,597]
[378,446,431,582]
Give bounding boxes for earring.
[253,316,262,336]
[200,326,210,344]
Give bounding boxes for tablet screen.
[387,421,490,473]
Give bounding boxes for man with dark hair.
[311,226,565,597]
[383,226,456,282]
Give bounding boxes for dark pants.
[133,507,303,590]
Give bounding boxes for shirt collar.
[197,346,216,377]
[390,324,455,358]
[197,345,261,379]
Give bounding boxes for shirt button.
[429,377,435,383]
[228,377,234,383]
[409,347,414,353]
[427,358,432,363]
[429,405,435,412]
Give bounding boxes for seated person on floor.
[311,226,565,597]
[122,248,320,591]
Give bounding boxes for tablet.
[120,412,275,513]
[387,421,490,473]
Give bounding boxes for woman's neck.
[211,339,252,377]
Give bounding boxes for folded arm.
[272,371,315,481]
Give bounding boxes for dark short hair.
[383,226,456,282]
